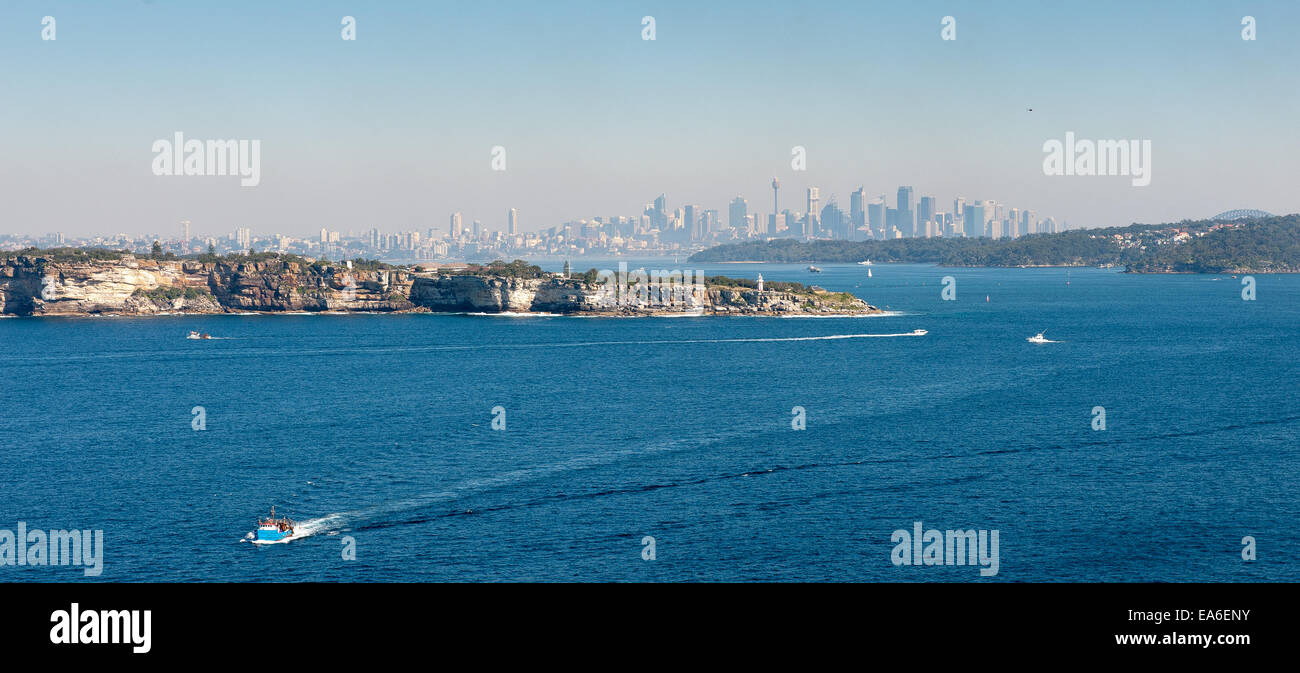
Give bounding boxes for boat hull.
[256,526,292,542]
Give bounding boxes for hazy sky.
[2,0,1297,239]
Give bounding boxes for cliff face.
[207,260,414,312]
[704,287,874,315]
[0,256,415,316]
[408,276,879,316]
[408,276,606,313]
[0,255,879,317]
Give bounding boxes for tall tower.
[806,187,820,237]
[896,186,914,237]
[508,208,518,235]
[729,196,748,231]
[771,177,780,216]
[850,187,865,239]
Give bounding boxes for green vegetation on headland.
[130,285,214,301]
[8,247,399,272]
[11,247,133,262]
[689,215,1300,273]
[702,275,810,293]
[460,259,547,278]
[557,267,818,294]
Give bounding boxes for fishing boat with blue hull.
[256,506,295,542]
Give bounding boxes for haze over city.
[3,0,1298,240]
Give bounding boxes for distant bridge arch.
[1210,209,1273,221]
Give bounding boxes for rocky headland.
[0,253,879,317]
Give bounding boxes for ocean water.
[1,262,1296,582]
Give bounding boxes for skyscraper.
[868,198,885,239]
[918,196,935,237]
[450,212,463,238]
[508,208,518,235]
[967,200,982,240]
[771,177,780,216]
[181,220,191,242]
[767,213,784,236]
[704,209,719,233]
[684,204,700,240]
[896,186,914,237]
[820,200,846,240]
[850,187,866,239]
[806,187,820,237]
[652,194,668,229]
[729,196,748,231]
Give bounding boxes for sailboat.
[867,268,873,278]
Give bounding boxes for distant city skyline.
[3,1,1299,238]
[0,178,1066,265]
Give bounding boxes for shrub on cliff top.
[131,285,214,301]
[704,275,809,293]
[15,247,132,262]
[464,259,546,279]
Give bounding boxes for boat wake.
[778,310,903,318]
[258,436,715,540]
[464,311,561,317]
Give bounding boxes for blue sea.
[1,262,1296,582]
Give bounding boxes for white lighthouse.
[757,273,764,292]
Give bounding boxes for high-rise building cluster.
[737,180,1059,241]
[3,181,1061,262]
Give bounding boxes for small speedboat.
[255,506,295,542]
[909,329,927,336]
[1027,331,1051,344]
[807,265,822,273]
[187,331,212,340]
[857,260,872,266]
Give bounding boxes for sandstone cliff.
[407,275,879,316]
[0,255,414,316]
[0,254,879,317]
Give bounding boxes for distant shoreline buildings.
[1,179,1061,262]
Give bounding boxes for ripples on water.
[1,263,1296,581]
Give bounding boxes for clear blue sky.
[2,0,1297,239]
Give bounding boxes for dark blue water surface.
[1,262,1296,581]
